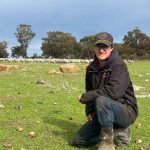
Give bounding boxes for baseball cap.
[95,32,113,47]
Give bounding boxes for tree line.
[0,25,150,59]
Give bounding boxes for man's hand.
[78,92,96,104]
[78,93,88,103]
[87,113,95,122]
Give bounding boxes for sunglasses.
[95,44,110,51]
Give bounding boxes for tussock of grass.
[0,61,150,150]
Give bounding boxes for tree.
[30,53,41,59]
[14,24,35,57]
[41,31,79,58]
[79,35,95,59]
[123,27,150,57]
[0,41,9,58]
[11,45,26,58]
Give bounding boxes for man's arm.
[85,66,96,118]
[80,63,130,104]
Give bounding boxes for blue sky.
[0,0,150,56]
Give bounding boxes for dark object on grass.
[36,79,45,84]
[15,105,22,110]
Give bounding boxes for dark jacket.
[80,51,138,122]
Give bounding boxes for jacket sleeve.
[80,62,130,104]
[85,66,95,115]
[85,66,92,91]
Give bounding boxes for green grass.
[0,61,150,150]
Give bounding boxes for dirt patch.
[60,64,80,73]
[0,64,18,71]
[0,96,18,100]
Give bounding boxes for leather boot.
[98,128,115,150]
[114,126,130,146]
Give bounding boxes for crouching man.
[72,32,138,150]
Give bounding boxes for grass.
[0,60,150,150]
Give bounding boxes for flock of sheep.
[0,58,92,63]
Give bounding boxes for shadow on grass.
[42,116,81,141]
[42,116,98,150]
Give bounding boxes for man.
[72,32,138,150]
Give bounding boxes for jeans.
[72,96,133,147]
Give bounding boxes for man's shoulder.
[87,59,95,67]
[110,57,128,72]
[111,56,126,66]
[86,60,96,71]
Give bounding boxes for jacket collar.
[89,50,118,71]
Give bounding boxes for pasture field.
[0,60,150,150]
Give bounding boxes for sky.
[0,0,150,57]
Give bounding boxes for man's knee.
[95,96,111,108]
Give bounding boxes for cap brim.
[95,40,112,47]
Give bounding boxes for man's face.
[95,43,113,61]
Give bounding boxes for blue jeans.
[72,96,133,147]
